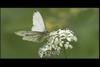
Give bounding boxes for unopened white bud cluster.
[38,28,77,58]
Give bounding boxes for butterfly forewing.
[32,11,46,32]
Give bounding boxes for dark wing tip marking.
[34,9,38,12]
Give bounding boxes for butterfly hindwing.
[15,31,48,43]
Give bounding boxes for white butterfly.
[15,10,49,43]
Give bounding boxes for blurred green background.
[1,8,99,58]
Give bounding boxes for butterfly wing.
[15,10,48,43]
[15,31,48,43]
[32,10,46,32]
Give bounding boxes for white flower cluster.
[38,28,77,58]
